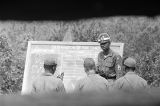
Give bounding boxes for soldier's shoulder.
[79,77,88,83]
[116,76,125,82]
[98,51,103,55]
[55,77,63,82]
[75,77,86,87]
[136,76,147,83]
[111,51,122,60]
[96,74,105,79]
[140,77,147,83]
[142,79,148,86]
[99,76,109,83]
[33,75,43,82]
[48,76,62,83]
[54,78,64,86]
[111,50,121,57]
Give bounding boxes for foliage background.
[0,17,160,94]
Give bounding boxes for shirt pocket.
[104,57,114,68]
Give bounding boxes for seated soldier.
[31,57,66,94]
[113,57,148,92]
[74,58,109,93]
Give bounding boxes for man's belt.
[106,75,116,79]
[100,74,116,80]
[96,70,116,79]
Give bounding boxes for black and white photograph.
[0,1,160,106]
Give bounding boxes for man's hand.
[57,72,64,81]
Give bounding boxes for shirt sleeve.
[57,81,66,93]
[143,80,149,89]
[96,52,105,75]
[74,82,80,92]
[103,79,109,90]
[114,55,123,79]
[96,53,101,72]
[74,79,83,93]
[113,78,123,90]
[30,81,36,94]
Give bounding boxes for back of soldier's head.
[123,57,136,71]
[44,57,57,73]
[83,58,96,72]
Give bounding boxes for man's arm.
[96,52,105,76]
[102,78,110,90]
[74,79,85,93]
[57,72,64,81]
[30,81,37,94]
[57,81,66,93]
[143,80,149,90]
[114,55,123,79]
[112,78,124,90]
[59,80,66,93]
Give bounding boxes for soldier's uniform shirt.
[74,73,109,93]
[97,49,123,79]
[31,72,65,94]
[113,72,148,91]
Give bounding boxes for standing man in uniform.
[97,33,123,89]
[74,58,109,93]
[31,57,66,94]
[113,57,148,92]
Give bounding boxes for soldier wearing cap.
[74,58,109,93]
[31,57,66,94]
[113,57,148,92]
[97,33,123,88]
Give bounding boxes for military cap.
[44,57,57,66]
[97,33,111,43]
[124,57,136,68]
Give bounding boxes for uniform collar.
[42,72,53,76]
[87,70,96,76]
[101,49,113,59]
